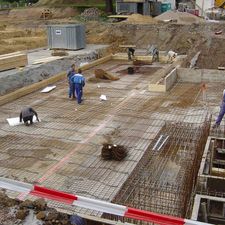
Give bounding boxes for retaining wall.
[165,68,177,91]
[149,67,178,92]
[0,54,112,106]
[0,47,108,96]
[177,68,225,83]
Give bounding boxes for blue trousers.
[216,103,225,125]
[75,84,83,104]
[68,82,75,98]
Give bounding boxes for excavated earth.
[0,7,225,69]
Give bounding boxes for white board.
[100,95,107,101]
[7,116,39,126]
[41,85,56,93]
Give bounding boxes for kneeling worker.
[20,107,39,126]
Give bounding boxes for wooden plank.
[108,15,129,19]
[119,45,136,48]
[79,54,112,71]
[32,56,63,65]
[0,55,27,65]
[0,52,27,71]
[0,60,27,71]
[212,167,225,175]
[0,51,23,59]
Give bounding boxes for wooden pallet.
[0,52,28,72]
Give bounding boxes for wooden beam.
[0,52,27,71]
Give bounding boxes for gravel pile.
[155,11,204,24]
[80,8,102,21]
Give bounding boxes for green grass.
[51,2,116,12]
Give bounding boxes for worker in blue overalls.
[67,64,76,99]
[213,89,225,129]
[72,68,85,104]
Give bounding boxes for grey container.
[116,1,138,14]
[150,2,162,17]
[47,24,86,50]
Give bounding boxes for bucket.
[128,67,134,74]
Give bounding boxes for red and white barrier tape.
[0,177,210,225]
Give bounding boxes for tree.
[105,0,113,14]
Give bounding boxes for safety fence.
[0,177,211,225]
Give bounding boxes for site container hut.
[116,0,163,16]
[47,24,86,50]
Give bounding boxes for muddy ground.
[0,192,100,225]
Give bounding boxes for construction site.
[0,0,225,224]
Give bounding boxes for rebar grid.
[0,60,217,219]
[196,137,225,202]
[106,114,211,224]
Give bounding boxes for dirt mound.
[124,13,157,24]
[8,7,77,20]
[0,192,86,224]
[95,69,119,80]
[0,28,46,55]
[183,37,225,69]
[101,144,127,161]
[155,11,204,24]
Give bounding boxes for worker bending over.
[20,107,39,126]
[67,64,76,99]
[72,69,85,104]
[213,89,225,129]
[167,50,177,63]
[128,47,135,60]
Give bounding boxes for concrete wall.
[165,68,177,91]
[177,68,225,83]
[149,67,178,92]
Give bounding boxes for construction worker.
[67,64,76,99]
[20,107,39,126]
[127,47,135,60]
[72,68,85,104]
[213,89,225,128]
[147,45,159,62]
[167,50,178,63]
